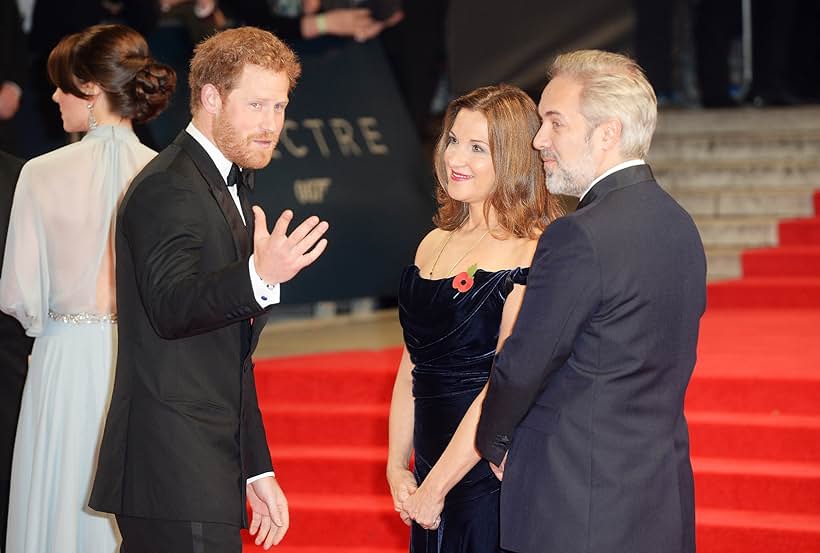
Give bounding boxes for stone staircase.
[649,107,820,280]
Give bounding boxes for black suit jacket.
[0,150,33,545]
[90,131,273,526]
[0,1,27,89]
[220,0,303,42]
[476,164,705,553]
[0,3,27,153]
[27,0,159,60]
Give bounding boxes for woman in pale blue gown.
[0,24,175,553]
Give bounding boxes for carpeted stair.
[650,107,820,281]
[709,191,820,309]
[686,190,820,552]
[242,350,404,552]
[243,193,820,552]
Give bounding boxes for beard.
[213,113,278,170]
[542,145,596,198]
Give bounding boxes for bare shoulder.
[414,227,448,267]
[506,232,541,269]
[520,234,540,266]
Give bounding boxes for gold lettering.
[328,118,363,157]
[302,119,331,158]
[357,117,389,155]
[279,120,308,158]
[293,178,332,204]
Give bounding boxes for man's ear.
[200,84,223,115]
[599,118,622,151]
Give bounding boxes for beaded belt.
[48,310,117,324]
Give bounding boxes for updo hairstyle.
[47,24,176,123]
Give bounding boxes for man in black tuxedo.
[90,27,329,552]
[0,149,33,549]
[475,50,705,553]
[0,2,28,154]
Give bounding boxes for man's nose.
[533,126,551,151]
[261,110,278,132]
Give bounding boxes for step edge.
[696,507,820,531]
[692,456,820,477]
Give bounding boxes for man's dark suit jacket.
[476,164,706,553]
[0,3,28,154]
[0,1,27,92]
[0,150,33,546]
[90,131,272,527]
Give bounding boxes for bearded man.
[90,27,329,553]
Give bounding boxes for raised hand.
[247,476,290,549]
[252,207,329,285]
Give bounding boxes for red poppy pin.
[452,264,479,297]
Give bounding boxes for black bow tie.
[226,163,255,191]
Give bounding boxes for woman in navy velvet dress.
[387,84,563,552]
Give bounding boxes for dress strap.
[510,267,529,286]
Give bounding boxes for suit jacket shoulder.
[0,151,24,263]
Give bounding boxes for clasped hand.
[387,468,443,531]
[252,207,329,285]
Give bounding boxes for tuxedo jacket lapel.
[238,184,255,246]
[173,133,269,368]
[174,131,250,258]
[237,183,267,367]
[576,164,656,211]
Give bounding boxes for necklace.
[428,224,491,278]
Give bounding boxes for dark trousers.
[117,515,242,553]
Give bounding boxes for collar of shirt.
[578,159,646,203]
[16,0,35,33]
[186,121,234,186]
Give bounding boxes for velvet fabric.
[398,264,527,553]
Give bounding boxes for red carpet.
[243,191,820,552]
[684,190,820,552]
[709,191,820,310]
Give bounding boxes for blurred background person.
[387,84,562,551]
[0,24,175,553]
[143,0,401,149]
[381,0,448,142]
[156,0,398,43]
[225,0,399,42]
[0,148,33,552]
[0,2,28,154]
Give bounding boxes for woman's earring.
[86,103,98,131]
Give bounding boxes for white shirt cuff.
[247,471,275,484]
[249,255,280,308]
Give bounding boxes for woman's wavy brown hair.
[433,84,563,239]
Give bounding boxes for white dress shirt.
[16,0,34,33]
